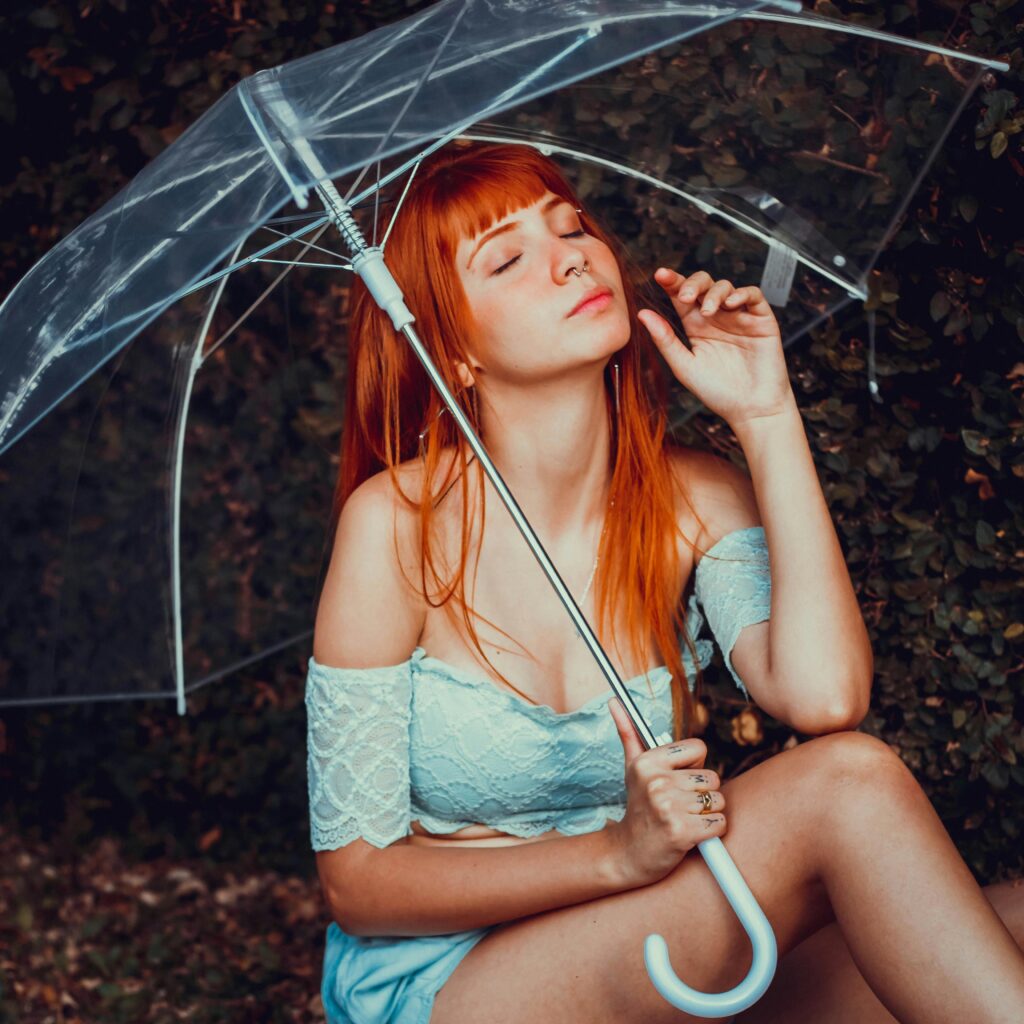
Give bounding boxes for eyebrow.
[465,196,574,270]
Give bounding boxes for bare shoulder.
[665,445,763,564]
[312,458,429,668]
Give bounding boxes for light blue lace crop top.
[306,525,771,851]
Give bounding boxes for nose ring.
[569,259,590,278]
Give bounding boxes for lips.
[568,285,613,318]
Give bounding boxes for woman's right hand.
[604,697,727,889]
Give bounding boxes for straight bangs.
[427,155,579,269]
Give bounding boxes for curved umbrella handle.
[644,835,778,1018]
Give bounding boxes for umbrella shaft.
[321,188,664,749]
[399,323,664,749]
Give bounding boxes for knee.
[802,730,914,792]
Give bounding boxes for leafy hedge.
[1,0,1022,887]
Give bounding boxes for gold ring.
[696,789,713,814]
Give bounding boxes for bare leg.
[736,879,1024,1024]
[808,741,1024,1023]
[433,732,1024,1024]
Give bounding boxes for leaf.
[840,76,869,98]
[991,132,1008,158]
[892,508,931,531]
[981,760,1010,790]
[929,292,950,321]
[961,429,988,455]
[958,195,979,223]
[27,8,61,27]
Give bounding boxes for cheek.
[462,289,524,358]
[594,246,623,288]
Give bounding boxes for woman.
[305,141,1024,1024]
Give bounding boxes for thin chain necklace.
[574,499,614,639]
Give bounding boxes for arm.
[729,396,873,730]
[320,830,626,937]
[310,469,631,938]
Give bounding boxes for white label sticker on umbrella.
[760,239,797,308]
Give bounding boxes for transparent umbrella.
[0,0,1009,1015]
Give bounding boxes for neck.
[474,364,614,539]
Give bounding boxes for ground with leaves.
[0,827,327,1024]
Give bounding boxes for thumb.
[637,308,696,386]
[608,697,646,766]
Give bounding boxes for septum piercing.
[569,259,590,278]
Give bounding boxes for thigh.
[733,877,1024,1024]
[432,732,889,1024]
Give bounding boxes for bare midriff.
[406,819,561,848]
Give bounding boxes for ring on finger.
[696,789,714,814]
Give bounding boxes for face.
[453,190,629,387]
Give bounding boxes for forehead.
[455,190,574,253]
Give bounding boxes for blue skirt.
[321,921,494,1024]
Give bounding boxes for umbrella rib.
[169,219,332,711]
[204,222,336,365]
[312,7,1006,147]
[0,157,271,450]
[342,26,601,223]
[169,237,247,714]
[460,130,867,300]
[59,215,333,357]
[253,257,352,270]
[59,156,268,357]
[342,0,470,204]
[183,629,315,695]
[310,4,439,123]
[372,158,382,246]
[380,158,421,252]
[745,10,1010,70]
[59,6,1006,239]
[260,224,351,262]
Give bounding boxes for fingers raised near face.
[722,284,772,316]
[656,271,774,319]
[697,279,736,316]
[654,268,714,316]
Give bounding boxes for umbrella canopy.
[0,0,1007,714]
[0,2,1011,1014]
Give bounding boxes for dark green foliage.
[0,0,1022,923]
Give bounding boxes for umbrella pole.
[317,178,665,746]
[312,175,777,1017]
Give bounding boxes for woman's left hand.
[638,268,796,430]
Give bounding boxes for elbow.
[815,704,868,735]
[319,877,358,934]
[323,885,359,935]
[788,683,872,736]
[331,899,370,937]
[317,852,373,937]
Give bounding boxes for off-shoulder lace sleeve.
[694,526,772,699]
[305,655,414,851]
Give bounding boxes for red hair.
[334,141,713,740]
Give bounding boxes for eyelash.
[492,230,586,276]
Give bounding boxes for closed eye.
[491,230,587,276]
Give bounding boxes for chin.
[597,312,631,353]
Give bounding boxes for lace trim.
[305,658,413,851]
